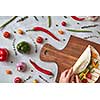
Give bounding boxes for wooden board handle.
[40,43,72,82]
[40,44,60,63]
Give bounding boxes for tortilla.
[73,45,100,83]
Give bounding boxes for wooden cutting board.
[40,35,100,83]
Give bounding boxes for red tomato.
[82,79,88,83]
[61,21,67,26]
[0,48,9,61]
[3,31,11,38]
[36,36,44,43]
[14,77,22,83]
[86,72,92,79]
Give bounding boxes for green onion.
[48,16,51,28]
[66,28,92,32]
[0,16,17,29]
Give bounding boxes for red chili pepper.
[33,27,60,41]
[71,16,85,21]
[29,59,54,76]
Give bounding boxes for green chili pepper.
[66,28,92,32]
[0,16,17,29]
[48,16,51,27]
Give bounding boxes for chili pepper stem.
[26,29,33,32]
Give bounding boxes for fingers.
[70,74,80,83]
[75,75,80,83]
[65,67,73,81]
[59,67,81,83]
[59,69,69,83]
[70,74,75,83]
[60,69,68,78]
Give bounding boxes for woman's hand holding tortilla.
[59,67,80,83]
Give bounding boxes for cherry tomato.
[3,31,11,38]
[61,21,67,26]
[86,72,92,79]
[0,48,9,61]
[14,77,22,83]
[82,79,88,83]
[36,36,44,43]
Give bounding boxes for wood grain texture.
[40,35,100,83]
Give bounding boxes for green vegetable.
[66,28,92,32]
[97,31,100,35]
[79,72,84,80]
[48,16,51,27]
[0,16,17,29]
[17,41,31,54]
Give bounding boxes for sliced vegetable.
[92,52,97,58]
[92,60,99,68]
[86,72,92,79]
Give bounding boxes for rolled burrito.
[73,45,100,83]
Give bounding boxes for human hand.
[59,67,80,83]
